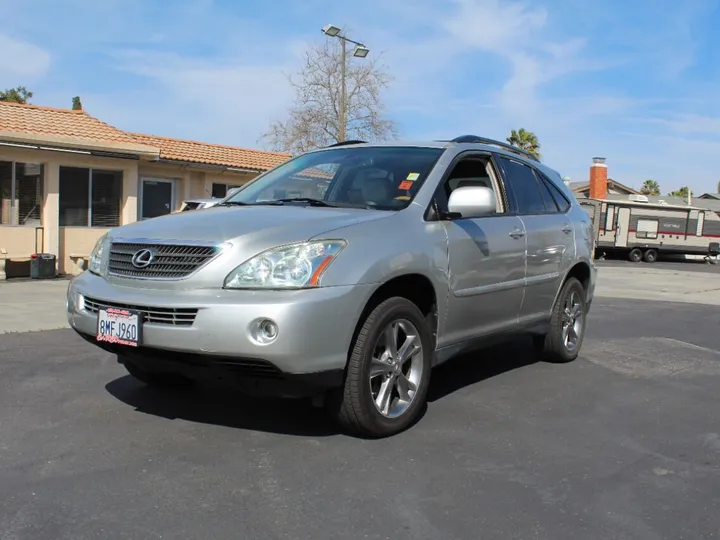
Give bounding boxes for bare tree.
[261,38,398,155]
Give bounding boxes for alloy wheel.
[368,318,424,418]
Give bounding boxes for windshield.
[223,146,445,210]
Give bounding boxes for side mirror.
[447,186,496,218]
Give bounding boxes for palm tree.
[506,128,541,159]
[640,179,660,196]
[669,186,690,199]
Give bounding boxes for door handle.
[509,228,525,239]
[561,223,573,234]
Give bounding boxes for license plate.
[96,307,143,347]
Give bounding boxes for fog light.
[249,318,279,345]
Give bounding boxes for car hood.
[110,205,393,246]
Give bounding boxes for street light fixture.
[320,24,370,142]
[352,45,369,58]
[321,24,342,37]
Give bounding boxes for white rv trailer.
[579,195,720,263]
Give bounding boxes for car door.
[495,155,575,325]
[436,153,527,346]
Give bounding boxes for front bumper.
[67,272,375,391]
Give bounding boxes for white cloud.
[89,50,297,148]
[440,0,592,113]
[636,114,720,136]
[0,34,50,83]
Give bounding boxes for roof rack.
[326,140,367,147]
[449,135,540,162]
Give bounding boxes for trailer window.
[637,218,659,239]
[697,212,705,236]
[605,206,615,230]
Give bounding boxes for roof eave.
[152,157,269,174]
[0,131,160,159]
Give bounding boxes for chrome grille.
[84,297,198,326]
[108,241,220,279]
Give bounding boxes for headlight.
[224,240,347,289]
[89,234,110,276]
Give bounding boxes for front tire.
[331,297,432,438]
[533,277,587,363]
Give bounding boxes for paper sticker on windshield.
[398,180,413,190]
[406,172,420,181]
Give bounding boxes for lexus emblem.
[131,248,157,269]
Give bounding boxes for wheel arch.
[350,273,439,355]
[551,260,593,313]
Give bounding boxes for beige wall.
[0,227,39,258]
[59,227,110,274]
[1,146,261,278]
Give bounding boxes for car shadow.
[426,335,538,403]
[105,376,340,437]
[104,336,539,437]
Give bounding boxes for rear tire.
[628,248,643,262]
[533,277,587,363]
[329,297,432,438]
[643,249,658,263]
[122,358,192,388]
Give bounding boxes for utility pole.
[339,37,347,142]
[321,24,370,144]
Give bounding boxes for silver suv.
[67,135,597,438]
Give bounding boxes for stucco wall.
[59,227,110,275]
[0,226,38,258]
[137,165,256,210]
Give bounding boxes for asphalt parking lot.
[1,269,719,539]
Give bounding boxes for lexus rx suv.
[67,135,597,438]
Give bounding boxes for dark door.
[142,180,173,219]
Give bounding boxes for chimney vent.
[589,157,608,199]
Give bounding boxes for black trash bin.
[30,253,57,279]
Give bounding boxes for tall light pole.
[321,24,370,143]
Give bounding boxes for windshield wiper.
[216,200,249,206]
[258,197,339,207]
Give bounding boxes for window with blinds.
[15,162,44,225]
[59,166,123,227]
[91,170,122,227]
[0,161,11,225]
[0,160,45,226]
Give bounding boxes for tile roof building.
[0,101,291,278]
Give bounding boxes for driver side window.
[441,157,506,214]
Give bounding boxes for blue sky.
[1,0,719,194]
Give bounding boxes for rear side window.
[495,156,546,214]
[539,174,571,213]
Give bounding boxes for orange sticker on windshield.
[398,180,413,190]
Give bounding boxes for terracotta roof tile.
[0,101,142,147]
[0,101,291,170]
[130,132,291,172]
